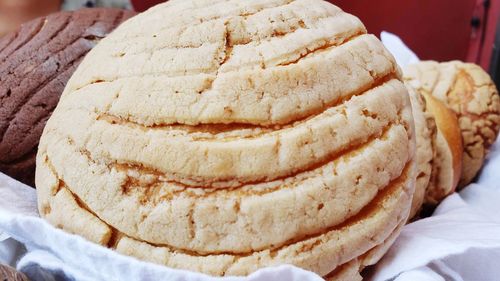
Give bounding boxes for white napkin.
[370,135,500,281]
[380,31,420,68]
[0,179,324,281]
[369,32,500,281]
[1,32,499,281]
[0,173,35,267]
[371,187,500,281]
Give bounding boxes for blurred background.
[0,0,499,85]
[332,0,500,85]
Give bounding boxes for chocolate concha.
[0,8,135,187]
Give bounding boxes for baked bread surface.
[36,0,416,277]
[405,61,500,187]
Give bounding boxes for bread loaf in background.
[0,8,135,187]
[405,61,500,188]
[36,0,416,279]
[407,83,463,217]
[407,88,435,218]
[420,91,463,205]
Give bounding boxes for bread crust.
[37,0,416,276]
[0,8,135,187]
[421,92,463,203]
[407,87,435,217]
[404,61,500,187]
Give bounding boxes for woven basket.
[0,264,30,281]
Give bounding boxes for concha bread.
[406,84,462,212]
[421,92,463,204]
[407,88,435,218]
[404,61,500,187]
[36,0,416,278]
[0,8,134,187]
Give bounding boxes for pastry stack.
[406,61,500,216]
[0,0,498,280]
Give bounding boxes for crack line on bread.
[275,32,363,67]
[322,259,361,279]
[72,32,369,94]
[111,10,126,28]
[108,122,399,190]
[353,215,407,272]
[0,10,125,145]
[50,162,411,257]
[0,13,72,79]
[0,13,80,140]
[0,31,21,56]
[41,120,410,255]
[96,72,399,131]
[0,49,88,144]
[0,114,47,164]
[237,0,297,19]
[79,121,400,194]
[0,18,45,65]
[0,31,19,54]
[114,0,298,46]
[107,0,296,56]
[113,8,335,58]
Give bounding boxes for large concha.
[36,0,416,279]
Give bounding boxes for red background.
[131,0,500,70]
[332,0,499,70]
[331,0,476,62]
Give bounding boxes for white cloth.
[369,32,500,281]
[380,31,420,68]
[0,203,323,281]
[1,32,500,281]
[370,138,500,281]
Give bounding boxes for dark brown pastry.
[0,8,135,187]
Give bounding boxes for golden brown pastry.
[407,85,462,216]
[404,61,500,187]
[407,88,435,217]
[36,0,416,278]
[421,92,463,204]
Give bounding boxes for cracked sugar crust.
[36,0,415,277]
[62,0,397,127]
[39,154,413,277]
[38,75,414,254]
[404,61,500,187]
[0,8,135,187]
